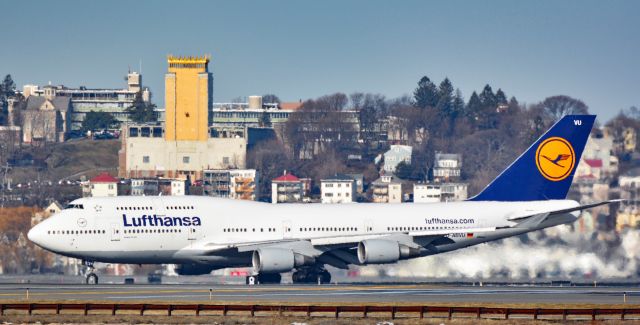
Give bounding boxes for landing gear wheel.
[318,270,331,284]
[292,267,331,284]
[86,273,98,284]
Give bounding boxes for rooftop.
[321,173,354,182]
[90,172,119,183]
[585,159,603,168]
[273,173,300,182]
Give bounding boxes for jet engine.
[252,248,315,273]
[174,263,216,275]
[357,239,420,264]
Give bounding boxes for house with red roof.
[575,158,603,181]
[87,172,119,197]
[271,172,303,203]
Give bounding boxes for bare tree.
[541,95,589,121]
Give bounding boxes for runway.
[0,283,637,305]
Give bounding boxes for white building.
[120,125,248,180]
[433,153,462,181]
[131,179,159,196]
[321,174,356,204]
[413,184,441,203]
[440,182,468,201]
[87,172,118,197]
[170,180,187,196]
[271,173,304,204]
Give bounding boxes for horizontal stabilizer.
[509,199,622,228]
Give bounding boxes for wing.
[176,225,496,269]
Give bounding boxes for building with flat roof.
[203,169,259,200]
[413,183,441,203]
[119,55,248,180]
[22,72,150,130]
[321,174,356,203]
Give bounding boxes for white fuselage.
[28,196,580,269]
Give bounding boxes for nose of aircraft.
[27,224,44,247]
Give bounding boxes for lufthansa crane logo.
[535,137,575,181]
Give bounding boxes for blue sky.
[1,0,637,121]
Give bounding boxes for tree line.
[250,75,601,197]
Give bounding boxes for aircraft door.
[364,219,374,233]
[187,227,197,240]
[282,220,292,239]
[110,223,121,241]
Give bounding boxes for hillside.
[8,139,120,184]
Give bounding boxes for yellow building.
[165,55,212,141]
[119,55,247,180]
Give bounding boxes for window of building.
[183,156,190,164]
[129,128,138,137]
[223,157,230,165]
[143,156,150,163]
[153,127,163,138]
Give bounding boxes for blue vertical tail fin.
[469,115,596,202]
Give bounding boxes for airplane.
[28,114,616,285]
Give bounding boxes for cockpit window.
[66,204,84,209]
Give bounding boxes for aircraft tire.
[86,273,99,285]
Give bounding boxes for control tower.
[164,55,213,141]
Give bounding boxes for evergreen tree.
[436,78,454,117]
[82,111,119,132]
[466,91,482,120]
[452,89,465,117]
[413,76,438,109]
[479,84,496,108]
[495,89,507,105]
[394,161,412,179]
[126,91,156,123]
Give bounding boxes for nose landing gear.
[82,260,98,284]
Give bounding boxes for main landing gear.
[246,273,282,285]
[292,266,331,284]
[83,260,98,284]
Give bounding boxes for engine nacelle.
[174,263,216,275]
[252,248,315,273]
[357,239,420,264]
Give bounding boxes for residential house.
[271,173,304,203]
[321,174,356,203]
[85,172,118,197]
[371,173,403,203]
[433,153,462,182]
